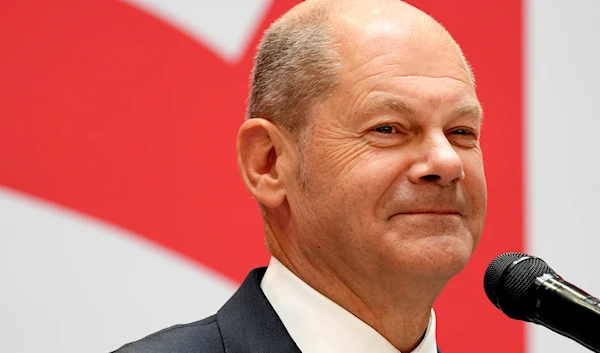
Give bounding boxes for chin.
[395,234,475,280]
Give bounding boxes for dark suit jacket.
[112,268,442,353]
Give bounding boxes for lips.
[401,210,461,215]
[388,205,465,220]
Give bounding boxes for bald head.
[247,0,474,137]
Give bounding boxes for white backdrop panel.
[527,1,600,352]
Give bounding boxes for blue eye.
[375,125,396,134]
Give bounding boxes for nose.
[407,133,465,187]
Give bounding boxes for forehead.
[324,14,479,122]
[338,16,470,81]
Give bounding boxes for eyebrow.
[368,97,416,116]
[455,104,484,122]
[363,96,483,121]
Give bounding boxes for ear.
[236,118,289,209]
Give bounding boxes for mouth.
[389,210,462,220]
[402,211,461,215]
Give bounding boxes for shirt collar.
[260,256,438,353]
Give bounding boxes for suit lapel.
[217,268,302,353]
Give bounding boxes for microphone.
[484,252,600,352]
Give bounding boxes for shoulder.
[111,315,224,353]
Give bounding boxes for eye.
[374,125,397,134]
[367,123,408,147]
[451,128,471,135]
[448,127,479,147]
[450,128,478,138]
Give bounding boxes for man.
[113,0,486,352]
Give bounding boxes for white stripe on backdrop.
[527,1,600,352]
[0,186,236,353]
[120,0,273,62]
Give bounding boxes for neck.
[267,235,444,352]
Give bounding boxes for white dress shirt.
[261,256,438,353]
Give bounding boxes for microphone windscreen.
[483,252,555,321]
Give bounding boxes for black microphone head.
[484,252,556,321]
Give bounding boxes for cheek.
[335,151,404,202]
[462,152,487,221]
[302,148,397,220]
[307,140,373,186]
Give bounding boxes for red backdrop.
[0,1,523,352]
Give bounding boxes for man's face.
[283,19,487,282]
